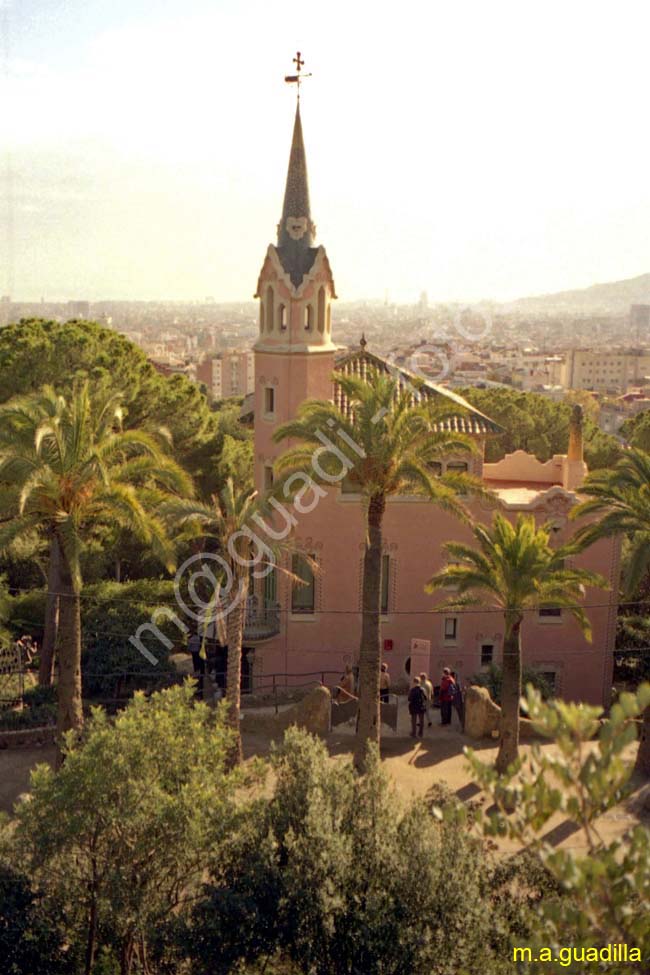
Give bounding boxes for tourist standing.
[408,676,427,738]
[379,662,391,703]
[337,663,356,702]
[451,670,465,729]
[420,671,434,727]
[439,667,456,726]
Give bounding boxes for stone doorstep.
[0,725,56,749]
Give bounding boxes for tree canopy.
[0,319,252,498]
[460,386,621,469]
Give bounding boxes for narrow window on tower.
[260,301,265,333]
[264,387,275,418]
[279,304,287,331]
[304,305,313,331]
[326,303,331,333]
[318,287,325,333]
[266,286,274,332]
[380,554,390,615]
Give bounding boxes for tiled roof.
[334,348,503,436]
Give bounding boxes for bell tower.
[253,60,337,492]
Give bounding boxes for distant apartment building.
[562,348,650,392]
[196,349,254,401]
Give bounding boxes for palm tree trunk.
[56,555,83,762]
[354,494,385,772]
[635,707,650,776]
[496,614,522,773]
[225,578,247,768]
[39,537,61,687]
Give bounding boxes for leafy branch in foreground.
[466,684,650,971]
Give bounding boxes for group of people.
[333,661,464,740]
[407,667,464,738]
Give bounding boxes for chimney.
[567,404,583,462]
[563,403,587,490]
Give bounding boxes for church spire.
[278,103,313,250]
[275,53,318,288]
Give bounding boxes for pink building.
[242,104,619,707]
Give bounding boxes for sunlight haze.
[3,0,649,303]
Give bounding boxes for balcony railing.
[243,596,281,641]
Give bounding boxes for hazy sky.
[2,0,649,303]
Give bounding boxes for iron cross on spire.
[284,50,312,100]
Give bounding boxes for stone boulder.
[464,685,547,741]
[464,685,501,739]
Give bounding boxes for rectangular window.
[539,607,562,618]
[263,567,277,606]
[540,671,557,693]
[291,554,315,614]
[380,554,390,615]
[263,465,274,490]
[341,472,360,494]
[264,387,275,416]
[444,617,457,641]
[481,643,494,667]
[446,461,468,473]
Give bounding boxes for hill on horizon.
[509,271,650,315]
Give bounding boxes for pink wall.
[250,485,618,708]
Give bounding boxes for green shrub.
[80,580,183,700]
[472,663,554,705]
[181,728,526,975]
[0,684,57,730]
[6,589,45,644]
[0,862,74,974]
[468,684,650,973]
[8,683,245,974]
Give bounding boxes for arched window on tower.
[279,303,287,331]
[259,300,265,333]
[326,303,331,334]
[304,305,313,331]
[266,286,274,332]
[317,287,326,333]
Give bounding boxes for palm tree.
[0,383,192,748]
[572,448,650,774]
[273,369,479,771]
[427,512,606,772]
[162,478,305,767]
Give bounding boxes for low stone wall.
[242,685,332,739]
[0,725,56,749]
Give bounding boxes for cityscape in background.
[2,284,649,435]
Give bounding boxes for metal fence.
[0,642,24,709]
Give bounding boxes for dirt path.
[1,716,647,858]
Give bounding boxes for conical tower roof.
[276,103,318,287]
